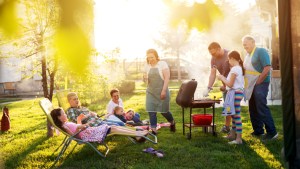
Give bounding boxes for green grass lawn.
[0,92,286,169]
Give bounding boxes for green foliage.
[54,0,94,77]
[0,0,19,36]
[54,27,92,75]
[68,72,111,105]
[114,80,136,94]
[0,0,95,101]
[165,0,223,31]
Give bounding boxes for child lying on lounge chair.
[51,108,148,143]
[106,106,126,124]
[124,109,144,126]
[107,106,144,127]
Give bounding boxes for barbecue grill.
[176,79,221,139]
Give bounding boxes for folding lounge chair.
[55,90,157,143]
[39,98,157,166]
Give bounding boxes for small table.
[181,99,221,139]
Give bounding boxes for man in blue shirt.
[242,35,278,141]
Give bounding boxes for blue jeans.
[249,82,277,135]
[148,111,174,128]
[132,113,141,123]
[103,120,124,126]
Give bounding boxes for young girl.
[113,107,144,126]
[217,50,244,144]
[50,108,149,143]
[125,109,144,126]
[125,109,141,122]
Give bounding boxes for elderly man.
[204,42,231,133]
[242,35,278,140]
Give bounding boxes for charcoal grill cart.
[176,79,221,139]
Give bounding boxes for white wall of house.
[0,57,22,83]
[0,57,43,94]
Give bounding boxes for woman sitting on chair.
[51,108,149,143]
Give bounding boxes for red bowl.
[192,114,212,125]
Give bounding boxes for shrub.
[115,80,135,94]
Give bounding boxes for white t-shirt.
[106,98,124,116]
[226,66,244,90]
[144,60,169,80]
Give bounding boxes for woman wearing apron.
[144,49,176,135]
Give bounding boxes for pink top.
[63,122,83,138]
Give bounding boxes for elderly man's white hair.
[242,35,255,43]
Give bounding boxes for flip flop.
[155,150,164,158]
[143,147,156,154]
[142,148,164,158]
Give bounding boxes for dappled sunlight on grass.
[243,136,284,169]
[241,106,285,169]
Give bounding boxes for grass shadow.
[4,135,48,168]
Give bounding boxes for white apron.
[244,48,261,100]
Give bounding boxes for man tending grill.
[203,42,231,133]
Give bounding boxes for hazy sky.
[94,0,256,59]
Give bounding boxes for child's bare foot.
[135,131,148,142]
[151,128,157,135]
[136,130,148,137]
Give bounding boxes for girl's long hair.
[228,50,245,75]
[50,108,64,130]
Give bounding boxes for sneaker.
[170,122,176,132]
[223,135,235,141]
[228,140,243,145]
[263,132,278,141]
[220,125,230,133]
[251,132,265,137]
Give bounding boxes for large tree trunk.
[39,35,53,137]
[41,55,53,137]
[49,74,54,102]
[41,54,49,100]
[40,34,49,100]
